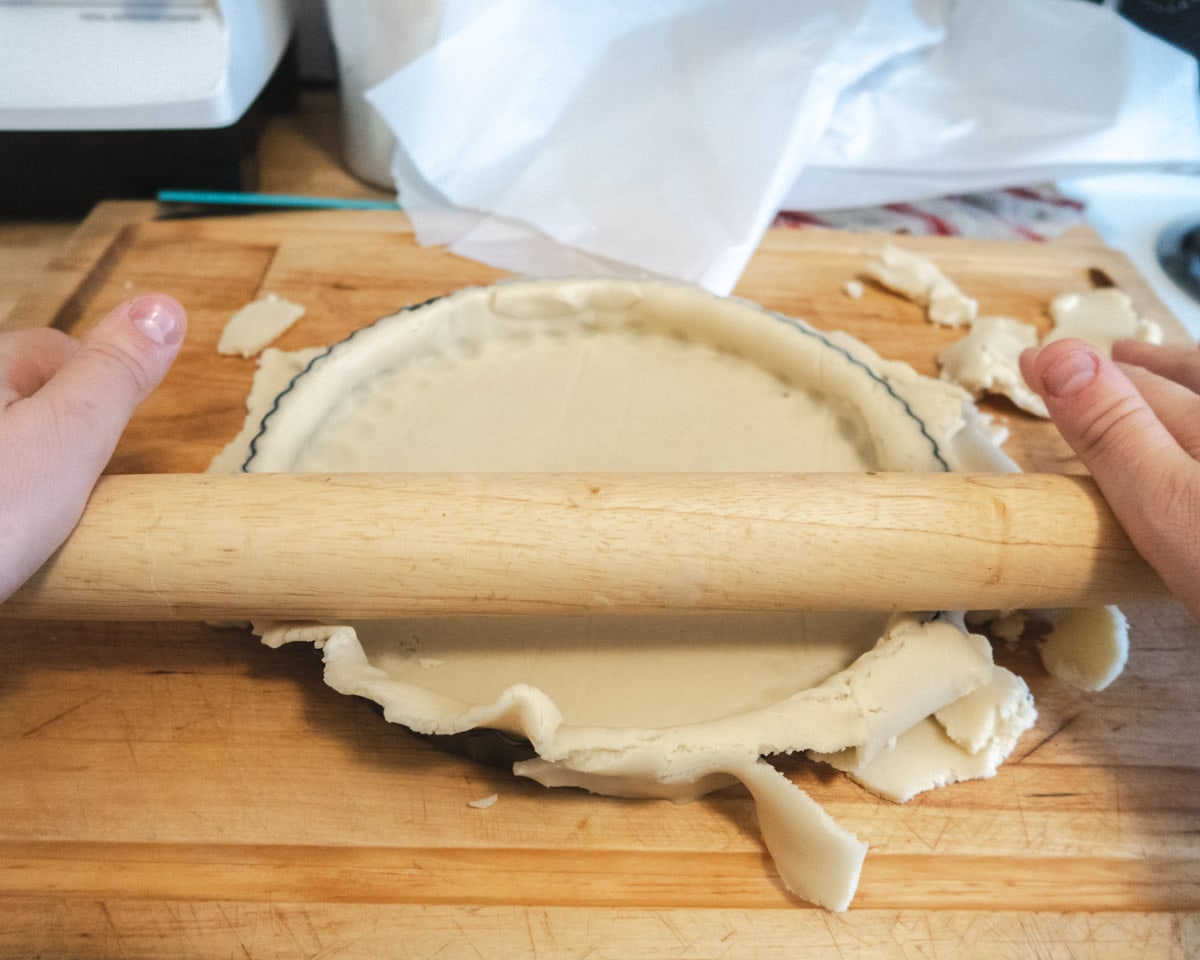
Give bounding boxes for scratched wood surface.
[1,203,1198,958]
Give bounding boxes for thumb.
[1020,338,1182,481]
[0,294,186,602]
[41,293,186,472]
[1020,338,1198,592]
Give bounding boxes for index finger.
[1112,340,1200,394]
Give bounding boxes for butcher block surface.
[2,201,1199,958]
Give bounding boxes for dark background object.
[1119,0,1200,61]
[1156,218,1200,302]
[0,46,297,220]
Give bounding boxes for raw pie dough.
[214,278,1116,911]
[217,293,307,358]
[859,247,1164,417]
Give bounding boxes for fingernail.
[129,294,185,346]
[1042,346,1100,398]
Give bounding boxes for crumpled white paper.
[365,0,1200,294]
[786,0,1200,211]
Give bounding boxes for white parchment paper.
[365,0,1200,293]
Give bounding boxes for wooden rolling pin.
[1,472,1166,621]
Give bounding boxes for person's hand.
[0,294,186,603]
[1020,337,1200,621]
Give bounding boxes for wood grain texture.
[2,472,1165,620]
[1,204,1198,958]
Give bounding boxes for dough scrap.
[936,665,1037,757]
[937,315,1048,418]
[1043,288,1162,353]
[1038,605,1129,693]
[812,672,1036,805]
[863,243,977,327]
[810,657,1036,804]
[218,293,307,358]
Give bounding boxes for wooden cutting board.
[2,201,1198,958]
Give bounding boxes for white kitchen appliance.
[0,0,295,215]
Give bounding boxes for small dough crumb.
[937,315,1048,418]
[864,244,977,327]
[468,793,499,810]
[1043,289,1162,354]
[1038,605,1129,692]
[218,293,307,358]
[965,610,1028,646]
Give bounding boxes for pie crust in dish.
[225,278,1035,911]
